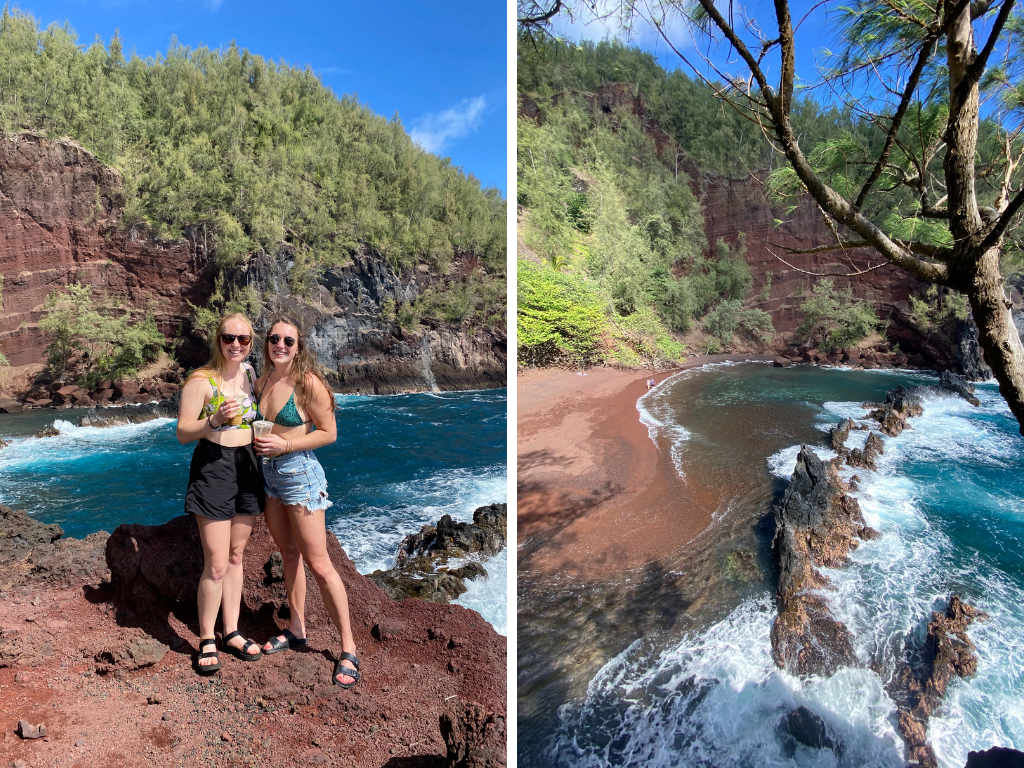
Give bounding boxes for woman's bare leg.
[195,515,231,667]
[220,515,255,652]
[286,503,357,684]
[262,495,308,650]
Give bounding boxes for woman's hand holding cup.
[254,432,288,457]
[214,397,239,428]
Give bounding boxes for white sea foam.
[331,469,507,575]
[637,387,692,480]
[453,548,507,636]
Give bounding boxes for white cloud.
[546,1,693,56]
[410,96,487,154]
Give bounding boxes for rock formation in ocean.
[369,503,507,602]
[0,132,506,401]
[771,446,877,676]
[888,596,986,768]
[964,746,1024,768]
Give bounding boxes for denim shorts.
[261,450,332,512]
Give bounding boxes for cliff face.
[0,133,506,395]
[0,132,215,368]
[224,248,507,395]
[524,85,1000,372]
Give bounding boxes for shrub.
[798,279,879,352]
[517,260,606,367]
[607,305,686,368]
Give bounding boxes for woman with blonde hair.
[252,316,360,688]
[176,312,265,674]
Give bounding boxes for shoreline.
[517,355,773,579]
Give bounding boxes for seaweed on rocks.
[369,504,507,603]
[771,447,877,676]
[888,596,986,768]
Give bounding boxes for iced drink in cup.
[228,396,245,426]
[253,420,274,439]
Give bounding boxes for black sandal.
[333,652,361,689]
[194,637,221,675]
[264,628,308,655]
[222,630,263,662]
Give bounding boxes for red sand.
[517,357,772,579]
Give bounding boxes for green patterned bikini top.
[256,379,314,429]
[201,365,258,430]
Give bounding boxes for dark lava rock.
[939,370,981,407]
[369,504,505,603]
[771,447,873,676]
[773,357,792,368]
[965,746,1024,768]
[782,706,838,752]
[78,394,179,428]
[830,418,852,453]
[17,719,46,739]
[35,424,60,437]
[440,702,507,768]
[889,595,987,768]
[0,504,101,590]
[94,635,169,674]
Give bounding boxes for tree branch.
[854,36,936,210]
[979,184,1024,253]
[764,246,894,277]
[518,0,563,26]
[968,0,1016,82]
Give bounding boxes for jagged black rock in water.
[965,746,1024,768]
[77,394,180,428]
[771,447,876,676]
[369,503,507,603]
[889,596,986,768]
[777,706,840,754]
[939,370,981,407]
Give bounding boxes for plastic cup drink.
[228,396,244,426]
[253,420,273,439]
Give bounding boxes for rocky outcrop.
[866,374,979,437]
[369,504,507,602]
[0,504,110,591]
[223,248,506,394]
[965,747,1024,767]
[1,133,506,399]
[889,596,986,768]
[77,393,180,427]
[771,447,876,676]
[0,132,215,370]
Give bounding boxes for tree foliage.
[0,9,505,277]
[39,284,164,383]
[797,280,880,352]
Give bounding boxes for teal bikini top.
[201,366,258,430]
[256,380,314,429]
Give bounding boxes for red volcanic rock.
[440,703,507,768]
[0,133,215,369]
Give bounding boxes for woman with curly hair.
[176,312,265,674]
[252,316,360,688]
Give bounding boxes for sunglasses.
[220,333,252,345]
[268,334,296,348]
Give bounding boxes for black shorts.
[184,439,265,521]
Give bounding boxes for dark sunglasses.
[268,334,296,347]
[220,333,252,345]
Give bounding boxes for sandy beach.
[517,356,773,579]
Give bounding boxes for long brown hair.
[189,312,253,384]
[262,315,336,413]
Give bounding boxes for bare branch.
[979,184,1024,253]
[518,0,563,26]
[764,246,894,276]
[967,0,1016,83]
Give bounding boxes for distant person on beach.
[252,316,361,689]
[176,312,265,675]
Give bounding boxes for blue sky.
[12,0,507,193]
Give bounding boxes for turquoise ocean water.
[0,390,507,634]
[539,364,1023,767]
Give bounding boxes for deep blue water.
[552,364,1023,767]
[0,390,507,633]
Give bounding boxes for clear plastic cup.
[228,396,244,426]
[253,420,274,439]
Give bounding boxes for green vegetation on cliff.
[0,9,505,291]
[517,42,779,366]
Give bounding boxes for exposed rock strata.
[224,248,506,394]
[369,504,507,603]
[889,596,986,768]
[771,447,876,676]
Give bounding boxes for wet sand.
[517,356,773,579]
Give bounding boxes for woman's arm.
[176,374,237,445]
